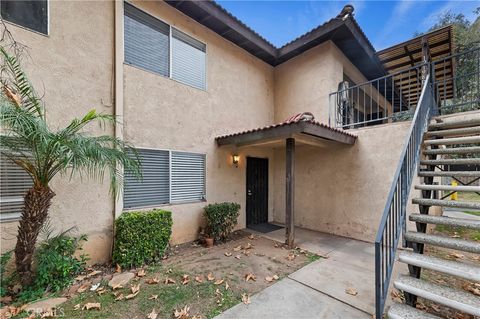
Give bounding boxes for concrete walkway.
[216,227,405,319]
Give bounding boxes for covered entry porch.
[216,114,357,246]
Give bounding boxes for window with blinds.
[0,157,33,221]
[123,149,206,209]
[172,29,206,90]
[123,2,206,90]
[171,151,206,203]
[124,2,170,77]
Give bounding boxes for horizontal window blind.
[124,149,169,209]
[124,2,169,76]
[171,151,206,203]
[171,28,206,90]
[0,157,33,221]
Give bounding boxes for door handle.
[247,189,252,196]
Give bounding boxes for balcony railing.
[329,46,480,129]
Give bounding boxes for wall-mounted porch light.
[232,154,240,167]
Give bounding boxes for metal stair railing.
[374,73,435,318]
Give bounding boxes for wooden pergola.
[216,119,357,247]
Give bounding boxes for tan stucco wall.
[122,1,275,245]
[0,1,115,263]
[272,121,412,242]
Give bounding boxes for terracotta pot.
[205,237,214,248]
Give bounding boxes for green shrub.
[203,202,240,241]
[17,231,88,302]
[113,209,172,268]
[0,251,12,297]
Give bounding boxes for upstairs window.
[124,2,206,90]
[171,29,206,90]
[1,0,48,35]
[124,2,169,77]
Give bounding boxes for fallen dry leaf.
[131,284,140,294]
[174,305,190,319]
[86,270,102,278]
[463,283,480,296]
[207,273,215,281]
[182,275,190,285]
[265,275,279,283]
[274,242,280,248]
[214,279,224,285]
[195,275,204,283]
[224,252,232,257]
[115,264,122,273]
[111,283,123,290]
[125,291,139,300]
[345,287,358,296]
[244,243,253,249]
[233,245,242,252]
[82,303,101,310]
[235,255,242,260]
[74,275,86,281]
[149,294,158,300]
[90,283,100,291]
[137,269,146,277]
[77,284,89,293]
[146,277,160,285]
[285,253,296,261]
[73,304,81,311]
[215,288,222,296]
[192,316,202,319]
[114,293,125,301]
[225,282,230,290]
[447,253,464,259]
[244,273,256,282]
[165,277,176,284]
[241,293,251,305]
[147,308,158,319]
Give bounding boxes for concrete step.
[404,231,480,254]
[424,135,480,146]
[415,184,480,193]
[423,146,480,155]
[412,198,480,210]
[387,303,441,319]
[394,275,480,316]
[398,251,480,281]
[420,158,480,165]
[418,170,480,177]
[409,213,480,230]
[426,126,480,137]
[429,118,480,130]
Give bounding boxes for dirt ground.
[31,231,319,319]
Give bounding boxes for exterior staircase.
[388,117,480,318]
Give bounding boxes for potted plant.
[203,202,240,247]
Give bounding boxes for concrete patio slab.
[216,277,371,319]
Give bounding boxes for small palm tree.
[0,47,141,286]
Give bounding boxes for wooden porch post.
[285,137,295,247]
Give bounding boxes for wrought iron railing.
[432,46,480,115]
[329,63,427,129]
[374,74,435,318]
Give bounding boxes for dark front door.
[246,157,268,226]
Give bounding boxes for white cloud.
[422,0,478,29]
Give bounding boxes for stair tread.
[429,118,480,130]
[404,231,480,254]
[399,251,480,281]
[418,171,480,177]
[394,275,480,316]
[409,213,480,230]
[426,126,480,137]
[388,303,441,319]
[412,198,480,210]
[424,135,480,145]
[415,184,480,192]
[423,146,480,155]
[420,158,480,165]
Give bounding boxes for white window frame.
[123,147,207,211]
[123,1,207,91]
[0,0,50,36]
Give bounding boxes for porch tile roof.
[215,113,357,146]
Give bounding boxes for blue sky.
[216,0,479,50]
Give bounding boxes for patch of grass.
[59,269,242,319]
[435,224,480,241]
[457,192,480,201]
[306,253,322,263]
[463,211,480,217]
